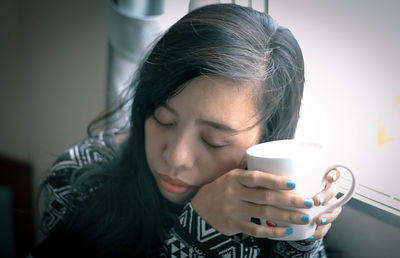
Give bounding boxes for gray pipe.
[105,0,165,130]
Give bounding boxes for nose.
[164,131,195,173]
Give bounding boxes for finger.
[240,202,311,225]
[238,170,295,190]
[241,187,314,209]
[317,206,342,225]
[235,219,294,239]
[327,168,340,183]
[307,223,332,241]
[312,191,336,206]
[318,168,341,195]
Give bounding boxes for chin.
[160,188,197,204]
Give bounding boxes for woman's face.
[145,76,262,204]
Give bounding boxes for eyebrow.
[161,103,238,133]
[198,120,238,133]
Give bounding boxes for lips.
[158,174,192,194]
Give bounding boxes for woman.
[32,4,341,257]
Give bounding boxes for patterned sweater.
[36,130,326,257]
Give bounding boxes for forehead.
[167,76,260,130]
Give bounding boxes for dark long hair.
[40,4,304,257]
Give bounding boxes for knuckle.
[245,171,258,183]
[316,223,332,238]
[260,206,271,218]
[222,188,231,199]
[271,179,281,189]
[225,185,234,196]
[255,227,265,237]
[264,191,273,204]
[269,227,279,237]
[222,203,230,213]
[313,232,322,240]
[249,226,263,237]
[232,168,243,176]
[325,223,332,232]
[227,171,238,181]
[288,212,297,223]
[220,201,234,216]
[288,195,298,206]
[225,218,235,229]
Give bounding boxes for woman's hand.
[310,206,342,240]
[308,168,343,241]
[312,169,341,206]
[191,169,314,238]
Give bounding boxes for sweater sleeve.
[270,239,326,257]
[164,202,327,258]
[163,202,261,257]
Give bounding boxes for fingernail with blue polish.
[286,228,294,234]
[318,196,325,205]
[287,181,296,189]
[321,216,327,225]
[301,215,310,223]
[307,236,315,241]
[304,199,313,207]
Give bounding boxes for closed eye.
[153,115,174,127]
[201,137,229,149]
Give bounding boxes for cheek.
[144,119,163,165]
[206,150,247,179]
[211,131,261,175]
[201,130,261,181]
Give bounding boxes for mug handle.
[321,165,356,211]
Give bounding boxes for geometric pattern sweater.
[39,130,327,258]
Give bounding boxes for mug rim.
[246,139,322,159]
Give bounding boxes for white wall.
[269,0,400,256]
[270,0,400,215]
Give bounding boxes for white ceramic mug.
[246,139,356,241]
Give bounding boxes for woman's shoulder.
[62,129,121,163]
[41,129,126,233]
[46,130,120,185]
